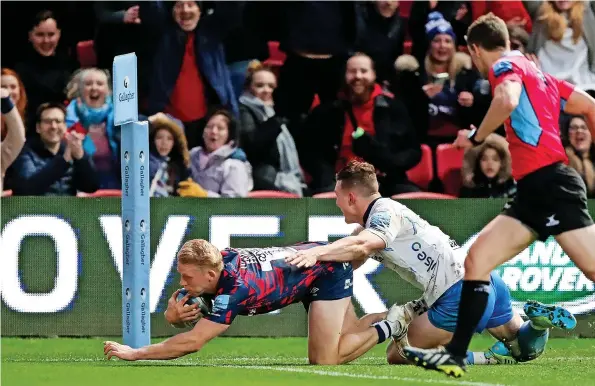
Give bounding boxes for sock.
[373,320,393,344]
[512,320,550,362]
[465,351,497,365]
[445,280,490,357]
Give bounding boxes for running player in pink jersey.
[404,13,595,378]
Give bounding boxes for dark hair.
[336,160,379,195]
[508,25,529,47]
[466,13,508,51]
[473,139,511,185]
[205,108,238,144]
[36,102,66,123]
[31,10,59,31]
[167,1,203,16]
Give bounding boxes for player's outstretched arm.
[286,230,385,268]
[317,230,386,262]
[562,87,595,140]
[104,318,229,361]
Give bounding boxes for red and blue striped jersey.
[203,242,348,325]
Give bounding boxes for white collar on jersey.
[501,50,524,58]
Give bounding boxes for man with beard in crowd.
[297,53,422,196]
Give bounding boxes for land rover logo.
[462,234,595,314]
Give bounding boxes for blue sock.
[513,320,549,362]
[373,320,393,344]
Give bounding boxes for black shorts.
[503,162,594,241]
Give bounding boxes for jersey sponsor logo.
[239,248,288,271]
[411,242,438,273]
[212,294,230,316]
[462,234,595,315]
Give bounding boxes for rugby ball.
[174,289,213,327]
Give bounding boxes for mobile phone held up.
[432,73,449,86]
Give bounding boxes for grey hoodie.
[189,143,253,197]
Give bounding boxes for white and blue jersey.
[364,197,514,332]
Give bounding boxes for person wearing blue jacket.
[11,102,99,196]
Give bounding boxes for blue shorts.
[302,262,353,310]
[427,272,514,333]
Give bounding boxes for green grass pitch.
[3,336,595,386]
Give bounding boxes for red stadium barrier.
[406,144,434,190]
[392,192,457,199]
[312,191,336,199]
[247,190,300,198]
[2,189,13,197]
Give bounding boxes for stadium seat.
[77,40,97,68]
[77,189,122,197]
[392,192,457,199]
[2,189,13,197]
[436,144,465,196]
[406,144,433,190]
[312,191,336,199]
[247,190,300,198]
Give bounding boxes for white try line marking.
[6,356,595,364]
[219,364,509,386]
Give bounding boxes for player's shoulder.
[221,248,239,263]
[367,198,402,225]
[491,51,526,77]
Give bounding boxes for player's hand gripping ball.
[169,289,213,328]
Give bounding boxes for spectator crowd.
[1,0,594,199]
